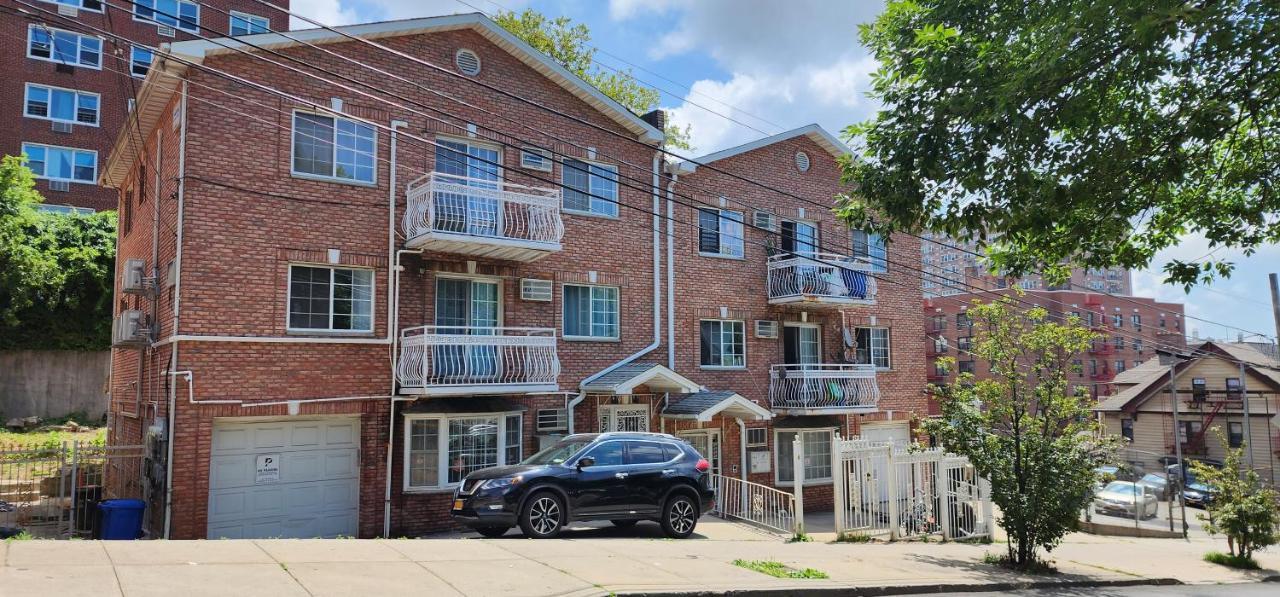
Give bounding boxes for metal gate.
[0,442,145,539]
[833,437,992,541]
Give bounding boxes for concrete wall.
[0,350,109,421]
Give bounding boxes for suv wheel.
[519,491,564,539]
[474,527,509,538]
[660,494,698,539]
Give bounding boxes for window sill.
[700,365,747,371]
[698,252,745,260]
[563,336,621,342]
[401,486,458,495]
[563,209,620,220]
[285,329,377,337]
[290,171,378,187]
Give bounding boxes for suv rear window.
[626,441,667,464]
[662,443,682,462]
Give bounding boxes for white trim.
[561,282,620,341]
[674,124,849,174]
[685,393,773,422]
[433,274,505,329]
[21,142,97,184]
[23,82,101,127]
[285,263,377,334]
[561,157,620,218]
[289,109,379,185]
[37,0,104,14]
[773,427,837,487]
[696,207,745,259]
[132,0,201,34]
[698,319,747,370]
[402,411,523,492]
[25,24,103,70]
[129,46,154,78]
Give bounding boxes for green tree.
[494,9,694,150]
[0,154,116,350]
[1190,432,1279,565]
[924,297,1115,570]
[841,0,1279,288]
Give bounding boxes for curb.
[616,577,1183,596]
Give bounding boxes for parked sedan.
[1093,481,1160,519]
[1137,473,1171,500]
[1165,463,1217,508]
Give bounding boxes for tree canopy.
[0,155,115,350]
[841,0,1279,288]
[494,9,694,150]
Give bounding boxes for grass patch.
[4,531,34,542]
[733,559,829,580]
[787,533,812,543]
[1203,551,1260,570]
[0,427,105,451]
[835,532,874,543]
[981,552,1057,574]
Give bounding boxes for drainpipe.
[567,148,665,432]
[162,82,189,539]
[665,174,678,369]
[384,120,411,538]
[736,417,748,482]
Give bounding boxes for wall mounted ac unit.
[122,259,150,295]
[753,210,777,232]
[51,120,73,133]
[57,4,78,17]
[754,320,779,339]
[520,278,553,302]
[157,25,176,37]
[48,180,70,192]
[112,310,151,348]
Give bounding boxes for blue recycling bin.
[98,499,145,540]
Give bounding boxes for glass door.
[434,140,501,237]
[680,430,721,476]
[783,325,821,366]
[434,278,500,381]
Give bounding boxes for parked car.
[1093,481,1160,519]
[450,432,715,539]
[1164,462,1218,508]
[1137,473,1171,500]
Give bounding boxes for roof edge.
[673,124,849,174]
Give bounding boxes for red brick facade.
[105,15,930,539]
[0,0,289,211]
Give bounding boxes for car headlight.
[482,476,522,490]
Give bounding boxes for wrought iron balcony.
[766,253,876,307]
[402,172,564,262]
[396,325,560,396]
[768,364,880,415]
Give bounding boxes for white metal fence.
[403,172,564,246]
[766,253,877,304]
[707,473,797,536]
[0,441,145,538]
[768,364,880,413]
[396,326,560,392]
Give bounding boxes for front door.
[680,430,721,476]
[599,405,649,432]
[434,278,499,381]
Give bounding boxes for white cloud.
[608,0,681,21]
[289,0,361,29]
[291,0,531,29]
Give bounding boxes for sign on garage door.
[207,417,359,539]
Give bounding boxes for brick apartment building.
[1,0,289,212]
[100,13,929,539]
[920,231,1133,297]
[924,289,1186,402]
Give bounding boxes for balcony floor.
[770,405,880,416]
[768,295,875,308]
[404,231,561,263]
[399,382,560,397]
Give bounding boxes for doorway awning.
[580,362,702,394]
[661,391,773,422]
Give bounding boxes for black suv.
[450,432,715,539]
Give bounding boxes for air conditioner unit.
[122,259,149,295]
[112,310,151,348]
[520,278,553,302]
[753,210,777,232]
[58,4,78,17]
[536,408,567,432]
[157,25,176,38]
[51,120,73,133]
[754,320,779,339]
[48,180,70,192]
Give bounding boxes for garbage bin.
[98,499,145,540]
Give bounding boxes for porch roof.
[580,362,702,394]
[662,391,773,422]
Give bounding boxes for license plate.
[453,499,465,511]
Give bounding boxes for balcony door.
[783,324,821,367]
[434,139,501,238]
[434,278,500,381]
[780,220,819,256]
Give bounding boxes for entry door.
[434,278,500,380]
[434,139,501,237]
[680,430,721,476]
[861,423,911,503]
[599,405,649,432]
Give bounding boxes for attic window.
[795,151,811,172]
[455,49,481,76]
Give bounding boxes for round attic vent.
[455,49,481,76]
[795,151,811,172]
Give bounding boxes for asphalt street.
[949,581,1279,596]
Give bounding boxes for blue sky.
[291,0,1279,345]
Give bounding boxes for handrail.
[396,325,560,389]
[768,363,880,411]
[708,473,797,536]
[402,172,564,245]
[766,253,876,303]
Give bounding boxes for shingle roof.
[580,362,701,393]
[1111,358,1167,385]
[663,391,739,416]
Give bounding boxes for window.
[40,0,104,11]
[1131,314,1141,330]
[563,284,619,340]
[404,413,522,490]
[1228,422,1244,448]
[24,83,99,126]
[1178,421,1202,444]
[134,0,200,33]
[292,112,376,183]
[37,204,95,215]
[700,319,745,368]
[958,361,976,375]
[1072,359,1083,376]
[851,230,887,272]
[698,208,744,258]
[130,47,153,77]
[930,315,945,331]
[1113,336,1124,350]
[626,441,668,465]
[1115,360,1126,373]
[932,336,948,354]
[1121,419,1134,442]
[287,265,373,332]
[1226,378,1242,396]
[956,336,972,352]
[1112,314,1123,327]
[562,158,618,216]
[775,429,832,484]
[519,147,552,171]
[933,361,947,376]
[956,313,972,329]
[580,441,625,466]
[780,220,818,255]
[745,428,767,448]
[1089,359,1098,375]
[1133,360,1143,367]
[27,25,101,69]
[852,326,890,369]
[1133,338,1143,354]
[22,143,96,183]
[229,11,269,36]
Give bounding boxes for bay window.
[405,413,522,490]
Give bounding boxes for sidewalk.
[1,520,1276,596]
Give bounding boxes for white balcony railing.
[402,172,564,261]
[396,326,560,396]
[768,364,880,414]
[766,253,877,306]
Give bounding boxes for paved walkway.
[1,519,1276,596]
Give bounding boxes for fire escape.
[1173,377,1244,456]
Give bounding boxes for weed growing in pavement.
[1203,551,1260,570]
[835,532,873,543]
[733,559,829,579]
[4,531,33,542]
[981,551,1056,575]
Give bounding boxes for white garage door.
[207,417,359,539]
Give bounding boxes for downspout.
[665,174,677,369]
[567,148,665,432]
[163,81,189,539]
[384,120,411,537]
[736,417,748,483]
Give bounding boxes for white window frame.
[851,229,887,272]
[290,110,378,185]
[562,283,620,341]
[23,83,100,127]
[774,428,835,486]
[745,427,767,448]
[133,0,200,33]
[38,0,103,12]
[519,147,552,172]
[697,207,745,259]
[852,326,891,370]
[26,24,102,70]
[228,11,270,36]
[561,157,619,218]
[285,263,376,334]
[21,142,97,183]
[130,46,154,78]
[699,319,746,369]
[403,412,523,492]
